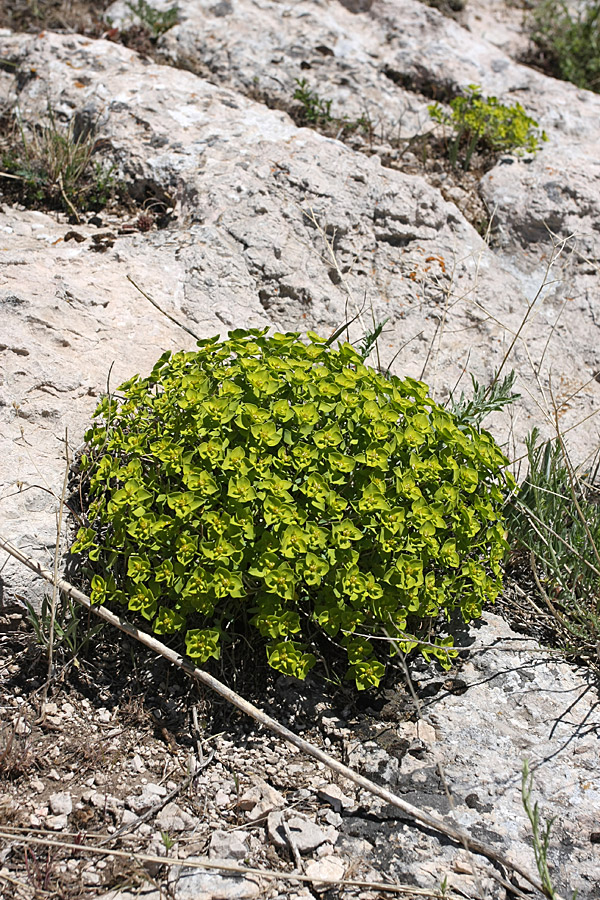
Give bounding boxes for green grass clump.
[71,329,514,689]
[1,107,119,217]
[530,0,600,92]
[506,430,600,658]
[429,84,547,170]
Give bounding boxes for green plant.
[291,78,371,137]
[506,430,600,659]
[521,760,561,900]
[530,0,600,92]
[293,78,334,126]
[160,831,175,851]
[125,0,179,37]
[449,371,520,430]
[1,106,118,216]
[71,329,514,689]
[24,592,103,659]
[429,85,547,170]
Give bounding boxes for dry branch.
[0,830,452,896]
[0,534,563,900]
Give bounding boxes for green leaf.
[313,424,343,448]
[346,659,385,690]
[280,525,309,558]
[128,585,157,620]
[228,475,256,503]
[185,628,221,662]
[264,564,296,600]
[332,520,363,548]
[212,567,245,598]
[127,555,151,582]
[184,469,218,494]
[266,641,316,679]
[297,551,329,586]
[440,539,460,568]
[154,606,186,634]
[251,421,282,447]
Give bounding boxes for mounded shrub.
[71,329,514,689]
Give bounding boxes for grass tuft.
[1,105,120,219]
[506,428,600,664]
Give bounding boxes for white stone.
[267,812,328,853]
[49,792,72,817]
[305,857,346,893]
[170,866,260,900]
[209,831,249,860]
[46,814,68,831]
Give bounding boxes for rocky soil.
[1,1,599,898]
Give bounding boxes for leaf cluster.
[125,0,179,37]
[450,371,520,430]
[530,0,600,93]
[293,78,334,126]
[72,330,514,689]
[429,84,547,170]
[291,79,370,137]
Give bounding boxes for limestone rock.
[267,811,329,853]
[305,856,346,892]
[155,802,197,832]
[169,864,260,900]
[49,791,72,817]
[238,777,284,821]
[209,830,249,860]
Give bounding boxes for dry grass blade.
[127,275,201,341]
[0,535,566,900]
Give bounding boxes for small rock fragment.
[209,830,249,860]
[239,777,284,822]
[416,720,436,743]
[171,864,260,899]
[49,792,72,817]
[317,783,354,813]
[305,856,346,892]
[46,814,69,831]
[155,802,196,832]
[267,812,328,853]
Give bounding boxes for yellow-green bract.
[72,329,515,689]
[429,84,547,170]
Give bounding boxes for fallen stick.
[0,535,561,900]
[0,830,450,896]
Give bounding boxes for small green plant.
[521,760,561,900]
[71,329,514,689]
[160,831,175,851]
[506,430,600,659]
[290,79,371,138]
[450,371,521,430]
[293,78,334,126]
[1,106,118,216]
[429,85,547,170]
[125,0,179,37]
[530,0,600,92]
[24,592,103,659]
